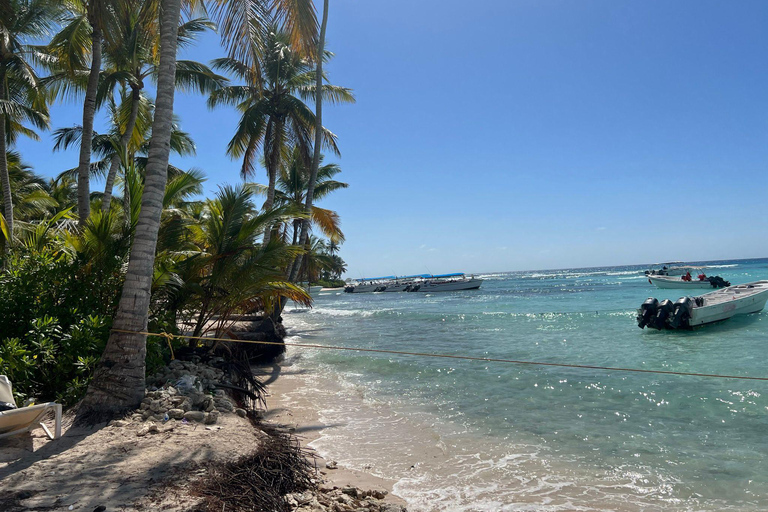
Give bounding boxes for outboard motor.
[344,285,354,293]
[708,276,731,288]
[651,299,675,330]
[410,285,421,292]
[668,297,694,329]
[637,297,659,329]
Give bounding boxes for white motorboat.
[637,280,768,330]
[649,275,712,289]
[645,262,685,276]
[344,273,482,293]
[648,270,730,290]
[414,273,483,292]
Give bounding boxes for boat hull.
[690,284,768,326]
[383,283,410,292]
[649,276,713,289]
[347,283,385,293]
[416,278,483,292]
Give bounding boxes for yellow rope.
[111,328,768,382]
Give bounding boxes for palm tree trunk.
[102,86,141,212]
[0,111,12,251]
[261,127,281,244]
[290,0,329,282]
[77,20,103,225]
[77,0,182,422]
[292,219,300,245]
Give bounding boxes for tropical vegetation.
[0,0,352,420]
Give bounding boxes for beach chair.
[0,375,62,440]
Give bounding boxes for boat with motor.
[381,274,432,292]
[344,273,482,293]
[645,262,685,276]
[648,269,730,289]
[637,280,768,330]
[344,276,395,293]
[414,273,483,292]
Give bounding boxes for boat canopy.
[358,275,396,281]
[398,274,432,279]
[432,273,465,279]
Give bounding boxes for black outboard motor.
[708,276,731,288]
[651,299,675,330]
[344,285,354,293]
[637,297,659,329]
[668,297,694,329]
[410,285,421,292]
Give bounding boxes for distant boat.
[344,275,397,293]
[344,273,482,293]
[648,269,730,289]
[414,273,483,292]
[645,262,689,276]
[637,281,768,330]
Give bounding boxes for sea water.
[280,259,768,511]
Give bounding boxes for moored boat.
[344,273,482,293]
[649,272,730,289]
[637,280,768,330]
[414,273,483,292]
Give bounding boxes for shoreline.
[257,360,409,508]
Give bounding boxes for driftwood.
[190,428,315,511]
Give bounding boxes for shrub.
[0,251,119,405]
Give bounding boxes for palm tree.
[170,184,310,340]
[78,0,322,421]
[208,29,352,220]
[0,152,57,223]
[76,0,185,420]
[0,0,60,246]
[98,0,223,212]
[291,0,331,281]
[253,146,347,245]
[46,0,115,224]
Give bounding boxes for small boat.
[414,273,483,292]
[645,262,686,276]
[344,276,396,293]
[648,269,730,289]
[637,280,768,330]
[344,273,482,293]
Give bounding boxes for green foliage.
[0,251,118,405]
[315,278,344,288]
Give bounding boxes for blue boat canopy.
[359,275,396,281]
[398,274,432,279]
[431,273,465,279]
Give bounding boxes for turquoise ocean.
[281,258,768,511]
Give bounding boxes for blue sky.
[16,0,768,276]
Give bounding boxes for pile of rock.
[131,358,247,426]
[285,485,406,512]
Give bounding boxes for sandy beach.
[257,361,408,508]
[0,358,408,511]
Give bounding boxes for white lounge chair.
[0,375,62,440]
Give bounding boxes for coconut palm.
[97,0,224,212]
[253,145,347,245]
[78,0,324,421]
[0,152,57,222]
[76,0,186,420]
[208,28,352,219]
[167,184,310,340]
[46,0,122,224]
[291,0,331,282]
[52,95,199,206]
[0,0,61,246]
